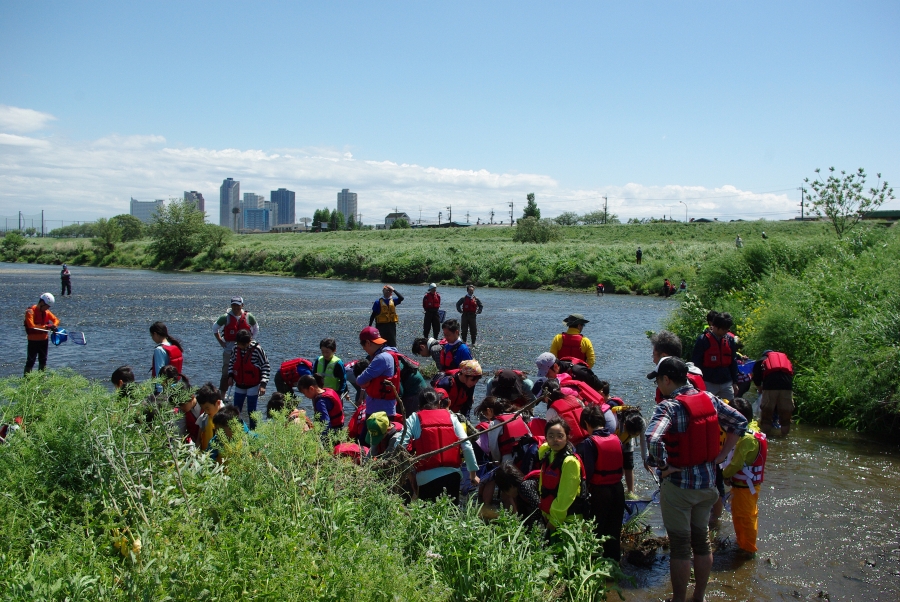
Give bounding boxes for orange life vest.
[547,396,588,445]
[761,351,793,376]
[153,342,183,376]
[702,331,733,368]
[538,448,587,515]
[662,392,720,467]
[587,432,624,486]
[495,414,531,456]
[412,410,462,472]
[317,388,345,428]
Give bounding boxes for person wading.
[455,285,483,346]
[369,285,403,348]
[422,283,442,340]
[23,293,60,375]
[549,314,596,369]
[213,296,259,398]
[60,264,72,296]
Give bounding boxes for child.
[313,338,347,395]
[227,329,270,429]
[478,462,541,526]
[296,373,345,441]
[537,418,586,533]
[609,403,648,498]
[722,397,768,557]
[210,405,250,464]
[195,382,224,451]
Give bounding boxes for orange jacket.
[24,305,59,341]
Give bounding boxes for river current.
[1,263,898,601]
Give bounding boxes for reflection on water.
[1,262,898,601]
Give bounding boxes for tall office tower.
[130,198,165,224]
[243,192,265,208]
[220,178,241,230]
[262,201,279,228]
[243,208,271,232]
[270,188,295,225]
[337,188,357,222]
[184,191,205,213]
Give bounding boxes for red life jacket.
[761,351,793,376]
[558,333,586,362]
[587,432,624,485]
[731,431,768,488]
[702,331,733,368]
[152,342,183,376]
[333,442,368,465]
[363,350,401,400]
[279,357,313,387]
[567,380,611,413]
[317,388,345,428]
[655,372,707,404]
[232,345,262,388]
[462,296,479,313]
[439,340,463,370]
[495,414,531,456]
[347,401,367,439]
[223,311,251,342]
[423,291,441,310]
[528,418,547,439]
[662,392,720,467]
[547,396,589,445]
[538,448,586,515]
[412,409,462,472]
[439,376,471,414]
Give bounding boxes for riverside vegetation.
[0,372,623,601]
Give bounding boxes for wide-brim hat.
[564,313,589,326]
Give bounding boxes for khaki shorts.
[760,389,794,415]
[659,480,719,535]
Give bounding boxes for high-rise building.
[243,192,265,208]
[243,208,271,232]
[130,198,164,224]
[337,189,357,223]
[263,201,279,229]
[220,178,241,230]
[184,191,205,213]
[271,188,295,225]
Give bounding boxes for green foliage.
[49,222,98,238]
[805,167,894,239]
[581,210,620,225]
[91,217,122,253]
[202,224,233,257]
[329,210,345,231]
[391,218,411,229]
[523,193,540,220]
[554,212,581,226]
[513,217,560,244]
[110,214,146,241]
[346,213,357,230]
[0,371,622,600]
[1,230,27,259]
[148,199,207,265]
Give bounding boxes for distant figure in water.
[596,283,604,297]
[60,264,72,296]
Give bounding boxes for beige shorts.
[760,389,794,415]
[659,480,719,535]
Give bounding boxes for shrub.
[513,217,560,244]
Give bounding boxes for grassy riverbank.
[666,224,900,437]
[0,372,622,601]
[9,220,833,293]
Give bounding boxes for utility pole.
[446,206,452,224]
[602,196,608,225]
[490,209,494,225]
[41,210,44,237]
[798,186,806,219]
[466,211,470,224]
[419,206,422,225]
[508,202,514,226]
[438,211,442,226]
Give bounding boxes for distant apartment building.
[262,201,279,228]
[130,198,164,224]
[384,212,411,228]
[337,189,358,222]
[243,192,265,209]
[243,208,271,232]
[271,188,295,225]
[220,178,241,230]
[184,191,205,213]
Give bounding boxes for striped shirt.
[228,342,271,386]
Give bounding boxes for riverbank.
[7,220,833,293]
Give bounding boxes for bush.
[513,217,560,244]
[1,231,26,260]
[148,200,207,266]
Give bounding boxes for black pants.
[25,339,50,374]
[376,322,397,348]
[461,312,477,344]
[588,481,625,561]
[423,309,440,339]
[418,472,461,505]
[61,280,71,296]
[273,371,294,395]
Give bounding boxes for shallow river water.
[1,263,898,601]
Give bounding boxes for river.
[1,262,898,601]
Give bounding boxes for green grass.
[15,220,834,294]
[0,371,623,601]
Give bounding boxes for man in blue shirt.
[356,326,402,418]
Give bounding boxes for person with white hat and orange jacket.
[23,293,60,374]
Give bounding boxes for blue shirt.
[356,346,400,416]
[441,339,472,370]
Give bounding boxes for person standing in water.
[369,285,404,348]
[213,297,259,397]
[455,284,483,346]
[60,264,72,296]
[23,293,59,375]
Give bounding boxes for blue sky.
[1,1,898,224]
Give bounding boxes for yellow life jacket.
[375,298,399,323]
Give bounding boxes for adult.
[313,337,347,395]
[213,296,259,397]
[227,329,270,429]
[650,330,706,403]
[369,285,404,348]
[356,326,402,418]
[60,264,72,296]
[149,321,184,378]
[735,235,744,248]
[664,279,674,298]
[422,283,442,340]
[455,285,483,346]
[433,359,482,417]
[752,350,795,437]
[645,357,747,602]
[691,313,739,401]
[23,293,59,375]
[400,388,480,504]
[636,246,643,264]
[549,314,596,368]
[438,319,472,371]
[596,282,604,297]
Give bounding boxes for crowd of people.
[21,281,795,601]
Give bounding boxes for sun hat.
[563,313,589,326]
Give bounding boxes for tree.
[1,231,26,260]
[148,199,207,264]
[346,213,357,230]
[522,193,540,220]
[512,216,559,243]
[582,210,621,225]
[203,224,232,257]
[91,217,122,253]
[553,212,580,226]
[805,167,894,239]
[110,214,146,241]
[390,218,410,229]
[329,210,345,232]
[24,227,37,237]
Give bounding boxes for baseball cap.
[535,352,558,377]
[359,326,387,345]
[40,292,55,306]
[646,356,688,380]
[231,296,244,305]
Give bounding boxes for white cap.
[428,283,437,290]
[40,292,55,306]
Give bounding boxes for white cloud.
[0,105,56,133]
[0,109,803,224]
